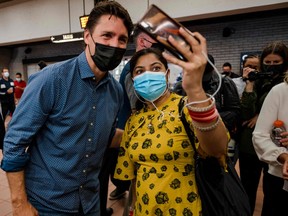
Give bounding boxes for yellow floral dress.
[115,93,202,216]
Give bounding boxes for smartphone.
[137,4,190,61]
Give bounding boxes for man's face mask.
[133,71,167,102]
[263,64,285,76]
[3,71,9,78]
[16,78,21,82]
[90,36,126,72]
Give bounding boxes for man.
[14,72,27,104]
[222,62,240,78]
[99,28,157,215]
[1,1,133,215]
[0,99,4,151]
[0,68,16,118]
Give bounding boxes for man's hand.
[12,200,38,216]
[7,87,13,94]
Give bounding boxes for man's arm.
[6,171,38,215]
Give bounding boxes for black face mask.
[90,42,126,72]
[262,64,285,76]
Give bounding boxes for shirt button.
[86,154,89,158]
[93,106,96,109]
[88,138,92,142]
[90,122,93,126]
[83,169,86,173]
[80,185,83,189]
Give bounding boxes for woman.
[114,29,228,215]
[252,44,288,216]
[239,41,288,215]
[236,54,262,214]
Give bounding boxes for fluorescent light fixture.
[51,32,83,43]
[79,15,89,29]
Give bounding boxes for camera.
[243,71,274,81]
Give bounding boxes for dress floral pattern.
[115,93,202,216]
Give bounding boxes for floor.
[0,115,263,215]
[0,154,264,216]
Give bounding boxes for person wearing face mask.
[114,27,228,215]
[0,2,133,215]
[14,72,27,105]
[98,28,158,216]
[0,68,16,119]
[240,41,288,215]
[0,87,4,151]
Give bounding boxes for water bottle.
[271,120,286,147]
[129,206,134,216]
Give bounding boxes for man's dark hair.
[85,1,133,37]
[38,61,47,69]
[16,72,22,77]
[223,62,232,69]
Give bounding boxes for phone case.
[137,4,190,61]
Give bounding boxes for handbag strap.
[178,97,197,153]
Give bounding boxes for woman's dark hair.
[260,41,288,72]
[243,54,260,67]
[129,48,168,76]
[85,1,133,37]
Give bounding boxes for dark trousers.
[1,101,15,118]
[261,172,288,216]
[99,148,130,216]
[238,152,268,213]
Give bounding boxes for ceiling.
[0,0,29,8]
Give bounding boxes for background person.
[252,71,288,216]
[0,68,15,118]
[239,41,288,215]
[232,54,260,99]
[115,29,228,215]
[14,72,27,105]
[0,1,133,215]
[222,62,240,78]
[173,54,241,164]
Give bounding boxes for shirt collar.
[77,51,112,82]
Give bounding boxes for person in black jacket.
[0,102,4,151]
[173,54,241,163]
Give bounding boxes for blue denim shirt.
[1,52,123,213]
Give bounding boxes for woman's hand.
[162,28,207,97]
[280,131,288,147]
[242,67,256,80]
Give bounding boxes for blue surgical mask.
[133,71,167,102]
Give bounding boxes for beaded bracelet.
[192,116,221,132]
[186,94,215,112]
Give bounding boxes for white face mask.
[3,72,9,78]
[16,78,21,82]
